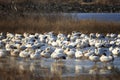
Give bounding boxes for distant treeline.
[0,0,120,5]
[0,0,120,13]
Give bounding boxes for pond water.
[24,13,120,22]
[1,57,120,77]
[65,13,120,22]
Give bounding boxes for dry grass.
[0,14,120,34]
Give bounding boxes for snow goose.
[20,45,27,50]
[30,49,41,59]
[19,50,30,58]
[95,48,105,56]
[51,48,66,60]
[75,50,83,59]
[65,48,75,58]
[110,33,117,38]
[95,41,104,48]
[112,47,120,56]
[72,31,81,37]
[41,50,51,58]
[84,50,94,59]
[89,54,100,64]
[100,53,114,64]
[19,46,32,58]
[50,41,58,47]
[96,33,104,39]
[10,49,20,57]
[41,47,54,58]
[89,39,95,46]
[89,33,96,39]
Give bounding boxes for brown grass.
[0,14,120,34]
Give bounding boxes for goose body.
[41,47,54,58]
[75,50,83,59]
[112,47,120,56]
[51,48,66,60]
[19,50,30,58]
[89,54,100,63]
[30,51,41,59]
[84,51,93,58]
[51,52,66,60]
[41,50,51,58]
[100,54,114,63]
[65,49,75,58]
[11,49,20,57]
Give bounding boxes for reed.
[0,14,120,34]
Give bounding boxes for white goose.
[19,49,31,58]
[84,50,93,59]
[100,53,114,64]
[30,49,41,59]
[41,47,54,58]
[51,48,66,60]
[65,48,75,58]
[112,47,120,56]
[41,50,51,58]
[75,50,83,59]
[10,49,20,57]
[89,54,100,64]
[95,48,105,56]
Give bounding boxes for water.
[0,57,120,77]
[65,13,120,22]
[24,13,120,22]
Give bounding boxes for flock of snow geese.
[0,31,120,64]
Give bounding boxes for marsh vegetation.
[0,14,120,34]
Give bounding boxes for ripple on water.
[0,57,120,77]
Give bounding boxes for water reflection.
[0,57,120,77]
